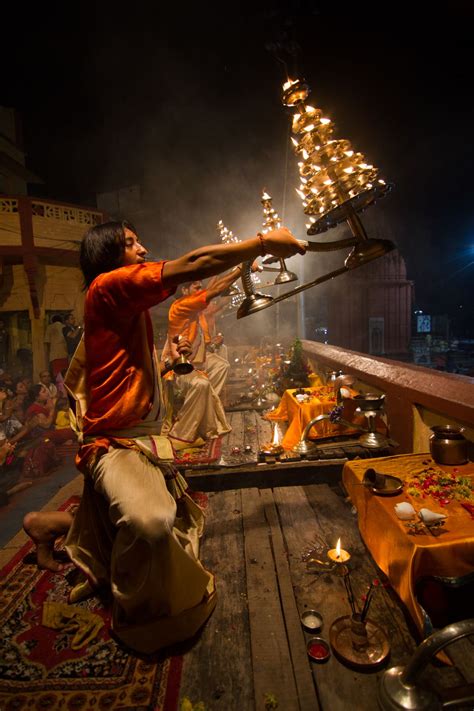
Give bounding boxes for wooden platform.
[183,409,392,492]
[178,483,474,711]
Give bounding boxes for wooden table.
[342,453,474,638]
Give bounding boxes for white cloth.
[161,369,231,444]
[65,448,216,653]
[44,321,68,361]
[64,341,217,653]
[203,352,230,396]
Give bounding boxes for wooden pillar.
[29,308,46,382]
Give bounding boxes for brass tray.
[370,474,403,496]
[329,615,390,670]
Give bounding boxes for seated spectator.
[38,370,58,400]
[11,378,29,423]
[54,397,73,439]
[9,385,74,479]
[0,431,16,467]
[0,385,24,440]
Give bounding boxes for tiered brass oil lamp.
[260,191,298,284]
[282,77,393,263]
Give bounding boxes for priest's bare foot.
[23,511,73,573]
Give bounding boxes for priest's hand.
[260,227,306,258]
[173,335,192,359]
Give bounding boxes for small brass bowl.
[301,609,323,632]
[307,636,330,662]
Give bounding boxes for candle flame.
[272,423,282,446]
[262,191,272,200]
[283,78,298,92]
[336,538,341,558]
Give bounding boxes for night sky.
[3,2,474,332]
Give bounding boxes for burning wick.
[260,422,284,456]
[271,423,282,448]
[327,538,351,563]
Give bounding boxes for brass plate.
[329,615,390,670]
[370,474,403,496]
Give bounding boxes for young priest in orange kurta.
[24,221,305,654]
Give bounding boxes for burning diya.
[328,538,351,564]
[260,422,284,457]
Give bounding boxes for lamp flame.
[335,538,341,558]
[272,423,282,447]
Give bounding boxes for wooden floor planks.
[178,411,473,710]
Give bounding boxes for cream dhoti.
[161,369,231,445]
[65,438,216,653]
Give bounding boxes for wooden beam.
[18,197,41,318]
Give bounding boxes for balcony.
[300,340,474,455]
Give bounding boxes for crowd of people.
[0,365,75,481]
[0,313,82,482]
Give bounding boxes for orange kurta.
[166,290,209,361]
[83,261,175,436]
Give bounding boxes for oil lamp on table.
[259,422,284,458]
[327,537,351,564]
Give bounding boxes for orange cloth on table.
[265,386,357,450]
[343,453,474,641]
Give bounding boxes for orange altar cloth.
[343,453,474,639]
[265,386,354,450]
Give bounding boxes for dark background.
[3,2,474,333]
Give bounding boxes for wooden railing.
[301,341,474,454]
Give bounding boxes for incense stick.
[361,582,375,622]
[343,571,357,615]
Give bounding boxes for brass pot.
[429,425,469,465]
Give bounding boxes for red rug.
[0,496,183,711]
[173,436,222,466]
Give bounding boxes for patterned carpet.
[173,436,222,466]
[0,496,183,711]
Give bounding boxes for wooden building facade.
[0,195,106,378]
